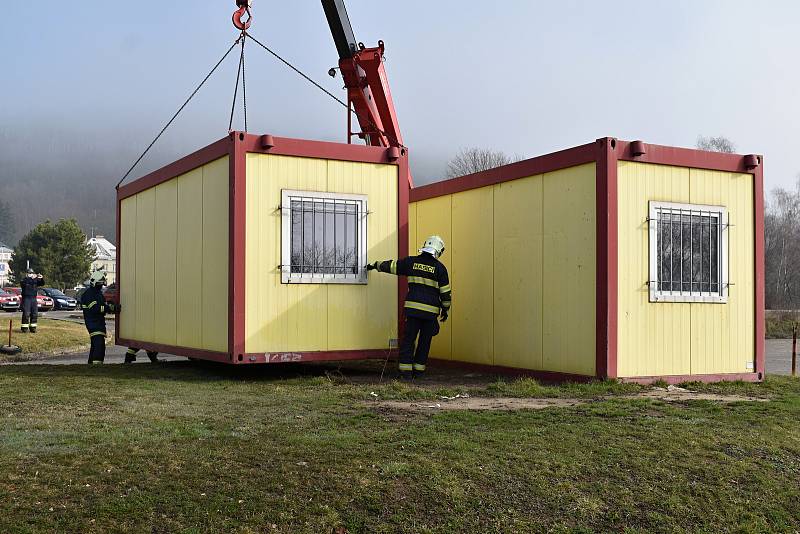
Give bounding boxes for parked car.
[102,283,119,310]
[36,290,54,312]
[4,287,55,312]
[0,290,20,312]
[42,288,78,311]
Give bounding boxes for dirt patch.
[371,388,767,413]
[376,397,584,413]
[628,388,767,403]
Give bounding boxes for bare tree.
[764,177,800,309]
[445,148,524,179]
[696,135,736,153]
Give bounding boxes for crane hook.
[233,0,252,31]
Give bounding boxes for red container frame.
[411,137,765,384]
[116,132,410,364]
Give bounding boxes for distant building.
[87,236,117,285]
[0,242,12,287]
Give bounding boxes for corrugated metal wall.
[616,161,755,377]
[410,163,597,374]
[119,157,229,352]
[244,153,398,353]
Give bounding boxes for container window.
[281,190,368,284]
[649,201,728,303]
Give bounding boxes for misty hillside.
[0,123,445,247]
[0,125,204,245]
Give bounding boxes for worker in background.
[20,268,44,333]
[366,235,451,381]
[81,270,115,364]
[124,347,160,364]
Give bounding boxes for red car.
[0,290,20,312]
[4,288,54,312]
[102,283,119,309]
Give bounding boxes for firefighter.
[20,268,44,333]
[124,347,160,364]
[81,270,114,364]
[366,235,451,380]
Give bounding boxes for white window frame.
[281,189,368,285]
[649,201,729,304]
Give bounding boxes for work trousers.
[88,332,106,363]
[125,347,159,363]
[21,296,38,332]
[398,316,439,373]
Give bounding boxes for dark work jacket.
[375,252,451,320]
[21,276,44,298]
[80,286,108,334]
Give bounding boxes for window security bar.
[277,203,372,216]
[648,201,729,304]
[645,216,734,228]
[281,190,369,285]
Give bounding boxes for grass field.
[0,318,93,361]
[766,310,799,339]
[0,362,798,533]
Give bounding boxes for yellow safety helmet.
[420,235,446,258]
[90,269,107,286]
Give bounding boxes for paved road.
[4,310,798,372]
[766,339,796,375]
[2,309,186,365]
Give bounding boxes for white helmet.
[90,270,107,286]
[420,235,446,258]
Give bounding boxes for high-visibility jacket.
[21,276,44,298]
[80,286,108,336]
[373,252,451,320]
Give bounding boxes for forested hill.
[0,126,188,245]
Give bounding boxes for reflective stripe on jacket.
[375,253,451,320]
[80,286,107,334]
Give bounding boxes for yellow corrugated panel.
[134,187,156,342]
[119,197,137,340]
[616,162,754,377]
[413,195,453,360]
[244,153,398,354]
[493,175,544,369]
[410,164,595,373]
[201,157,230,352]
[689,168,754,374]
[616,161,691,377]
[542,164,596,375]
[451,187,494,365]
[121,157,229,352]
[175,168,204,348]
[327,160,398,350]
[153,180,178,345]
[408,202,417,261]
[245,154,328,352]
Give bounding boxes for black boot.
[398,371,413,382]
[124,348,138,364]
[146,351,160,363]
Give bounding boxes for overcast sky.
[1,0,798,190]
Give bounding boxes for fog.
[1,0,798,244]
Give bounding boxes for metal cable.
[244,31,406,149]
[116,37,242,189]
[228,36,245,132]
[241,34,248,132]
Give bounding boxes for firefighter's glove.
[440,311,448,323]
[365,262,378,271]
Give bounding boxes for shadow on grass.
[0,358,406,384]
